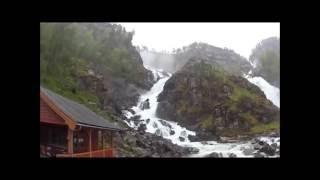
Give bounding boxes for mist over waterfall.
[140,50,176,73]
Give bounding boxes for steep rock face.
[156,59,279,139]
[249,37,280,88]
[173,42,252,76]
[78,72,146,115]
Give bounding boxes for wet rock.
[180,130,187,137]
[170,130,175,135]
[253,143,262,150]
[158,119,172,128]
[153,122,158,128]
[205,152,221,158]
[258,140,265,146]
[137,124,147,134]
[155,129,162,136]
[140,99,150,110]
[254,153,265,158]
[131,115,142,122]
[151,153,160,158]
[127,108,135,115]
[259,144,276,156]
[186,147,200,154]
[134,121,139,126]
[201,141,208,145]
[271,143,278,149]
[243,148,255,156]
[136,139,147,148]
[179,136,185,142]
[188,135,200,142]
[228,153,237,158]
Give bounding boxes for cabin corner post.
[89,128,92,158]
[67,128,74,154]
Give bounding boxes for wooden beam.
[110,131,113,148]
[40,92,77,130]
[67,129,73,154]
[102,131,105,157]
[89,128,92,158]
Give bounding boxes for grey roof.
[40,86,124,131]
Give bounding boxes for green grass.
[250,121,280,134]
[239,112,258,126]
[200,115,214,129]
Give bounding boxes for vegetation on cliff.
[157,59,279,138]
[41,23,153,120]
[249,37,280,88]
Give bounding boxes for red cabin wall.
[40,98,66,125]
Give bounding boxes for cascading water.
[122,62,280,157]
[123,66,196,144]
[244,70,280,108]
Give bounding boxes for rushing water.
[123,67,280,157]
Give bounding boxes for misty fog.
[140,50,176,73]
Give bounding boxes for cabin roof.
[40,86,124,131]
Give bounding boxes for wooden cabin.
[40,86,124,158]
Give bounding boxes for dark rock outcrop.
[205,152,223,158]
[113,130,197,157]
[157,59,280,140]
[140,99,150,110]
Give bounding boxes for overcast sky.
[116,23,280,59]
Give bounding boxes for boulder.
[253,143,262,150]
[137,124,147,134]
[243,148,255,156]
[180,130,187,137]
[186,147,200,154]
[155,129,162,136]
[131,115,142,122]
[170,130,175,135]
[228,153,237,158]
[259,144,276,156]
[140,99,150,110]
[127,108,135,115]
[188,135,200,142]
[179,136,185,142]
[158,119,172,128]
[205,152,221,158]
[271,143,278,149]
[254,152,265,158]
[153,122,158,128]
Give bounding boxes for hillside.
[157,59,280,140]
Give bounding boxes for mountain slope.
[40,23,154,120]
[156,59,280,140]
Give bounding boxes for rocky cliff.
[173,42,252,76]
[156,59,280,140]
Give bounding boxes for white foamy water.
[122,66,280,157]
[123,69,196,144]
[246,76,280,108]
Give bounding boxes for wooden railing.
[40,144,67,157]
[56,148,115,158]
